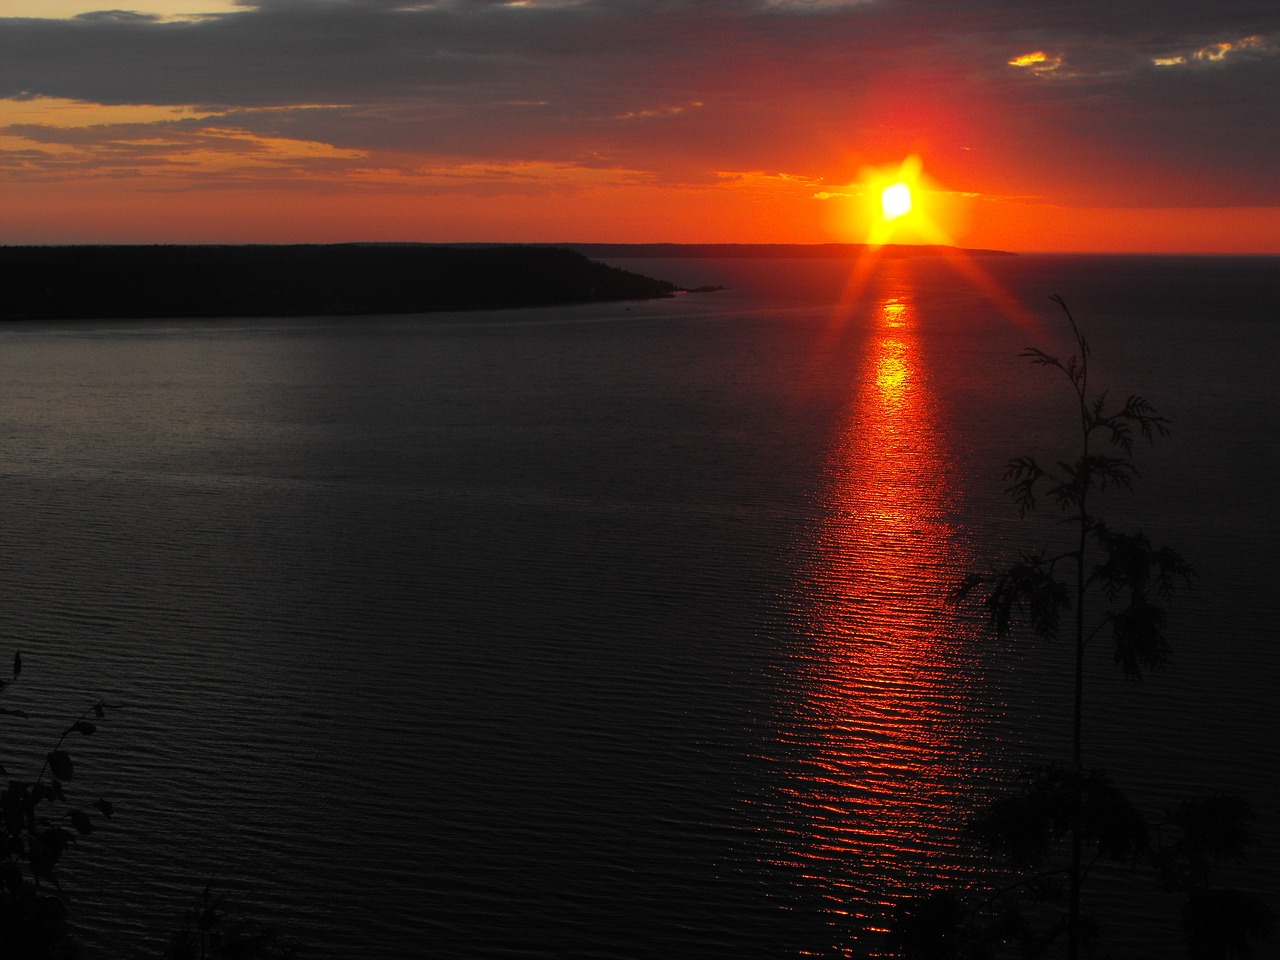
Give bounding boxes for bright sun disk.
[881,182,912,221]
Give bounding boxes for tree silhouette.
[890,298,1272,959]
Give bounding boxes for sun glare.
[881,182,913,221]
[822,154,1017,319]
[833,154,938,249]
[826,154,974,257]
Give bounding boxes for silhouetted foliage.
[164,886,302,960]
[888,890,987,960]
[1181,887,1275,960]
[892,298,1272,959]
[970,766,1149,870]
[0,649,118,958]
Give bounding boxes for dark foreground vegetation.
[2,653,300,958]
[890,298,1273,960]
[0,244,678,321]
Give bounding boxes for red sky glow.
[2,0,1278,253]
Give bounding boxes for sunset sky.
[2,0,1278,253]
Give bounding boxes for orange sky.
[2,1,1278,253]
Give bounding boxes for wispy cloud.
[1152,33,1275,67]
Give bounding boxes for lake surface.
[1,253,1277,958]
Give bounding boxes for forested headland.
[0,245,679,321]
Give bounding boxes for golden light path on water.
[775,269,999,955]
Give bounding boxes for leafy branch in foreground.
[890,297,1272,960]
[2,651,303,957]
[1,649,119,958]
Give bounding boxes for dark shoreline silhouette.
[0,244,680,321]
[561,241,1015,259]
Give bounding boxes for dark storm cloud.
[3,0,1278,203]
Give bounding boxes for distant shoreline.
[560,242,1016,259]
[0,244,680,322]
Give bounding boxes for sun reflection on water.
[775,272,996,953]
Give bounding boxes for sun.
[860,156,924,247]
[830,154,957,249]
[825,153,974,252]
[881,182,913,221]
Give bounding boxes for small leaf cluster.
[164,885,302,960]
[1,650,118,958]
[958,523,1194,682]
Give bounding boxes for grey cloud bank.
[3,0,1278,206]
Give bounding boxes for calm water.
[0,254,1277,958]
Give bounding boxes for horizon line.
[3,240,1278,258]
